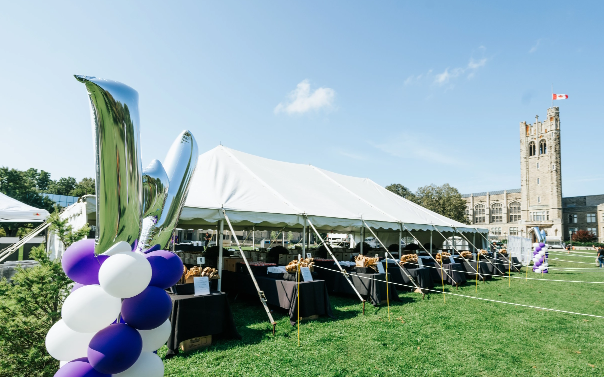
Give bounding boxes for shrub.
[354,242,373,255]
[571,230,596,243]
[0,212,89,377]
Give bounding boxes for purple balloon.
[144,244,161,253]
[121,286,172,330]
[535,246,541,253]
[146,250,184,289]
[539,242,545,248]
[62,239,108,285]
[87,324,142,374]
[54,357,110,377]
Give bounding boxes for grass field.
[160,250,604,376]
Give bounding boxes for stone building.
[463,107,604,243]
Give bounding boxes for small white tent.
[0,192,50,223]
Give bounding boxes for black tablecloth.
[166,292,241,358]
[221,271,334,325]
[485,259,506,276]
[437,263,467,285]
[462,260,492,280]
[315,267,399,306]
[385,263,434,291]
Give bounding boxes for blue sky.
[1,1,602,197]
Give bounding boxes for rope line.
[313,265,604,319]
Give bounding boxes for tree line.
[385,183,468,223]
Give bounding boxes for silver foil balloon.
[146,130,198,250]
[75,75,143,255]
[136,159,169,252]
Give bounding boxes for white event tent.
[179,146,487,247]
[0,192,50,223]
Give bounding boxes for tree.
[415,184,467,223]
[70,178,95,197]
[36,171,52,192]
[48,177,77,196]
[571,230,596,243]
[0,212,90,377]
[385,184,417,202]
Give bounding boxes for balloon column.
[46,76,198,376]
[532,228,549,273]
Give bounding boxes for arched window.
[528,141,536,156]
[539,139,547,154]
[509,202,521,222]
[474,204,485,224]
[491,203,502,223]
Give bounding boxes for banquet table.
[314,266,399,306]
[165,292,241,358]
[221,271,334,325]
[462,260,492,280]
[436,263,467,285]
[384,262,434,291]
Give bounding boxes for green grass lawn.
[160,250,604,376]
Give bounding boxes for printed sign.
[300,267,313,282]
[376,261,385,274]
[197,256,205,265]
[449,256,456,264]
[306,253,311,259]
[193,276,210,296]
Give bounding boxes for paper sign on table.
[376,261,385,273]
[448,256,456,264]
[193,276,210,296]
[197,256,205,265]
[300,267,313,282]
[306,253,311,259]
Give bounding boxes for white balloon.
[138,319,171,352]
[45,319,95,361]
[102,241,133,256]
[115,351,164,377]
[62,285,121,333]
[99,252,152,298]
[60,361,69,367]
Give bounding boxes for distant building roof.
[461,188,521,198]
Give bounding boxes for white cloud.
[370,133,464,166]
[336,148,367,161]
[468,58,487,69]
[404,50,488,88]
[274,80,335,115]
[529,39,541,53]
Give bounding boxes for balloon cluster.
[46,239,183,376]
[532,242,549,273]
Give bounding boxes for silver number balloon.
[136,159,170,252]
[146,130,198,250]
[75,75,143,255]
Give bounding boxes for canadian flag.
[552,94,568,100]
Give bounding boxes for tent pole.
[360,226,364,255]
[217,219,224,291]
[302,220,307,256]
[398,227,402,257]
[430,230,433,254]
[403,225,458,285]
[223,211,276,328]
[434,226,483,281]
[363,221,423,294]
[252,226,255,250]
[307,218,365,303]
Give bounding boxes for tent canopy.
[0,192,50,222]
[180,146,486,235]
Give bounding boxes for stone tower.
[519,107,563,237]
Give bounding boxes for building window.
[539,139,547,154]
[587,213,596,223]
[474,204,485,224]
[531,211,548,221]
[537,178,540,185]
[490,227,502,236]
[537,162,540,169]
[538,196,541,203]
[510,227,518,235]
[569,227,578,237]
[587,228,597,236]
[491,203,503,223]
[568,214,577,223]
[528,141,536,157]
[509,202,521,222]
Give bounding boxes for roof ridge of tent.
[310,166,400,224]
[219,146,303,214]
